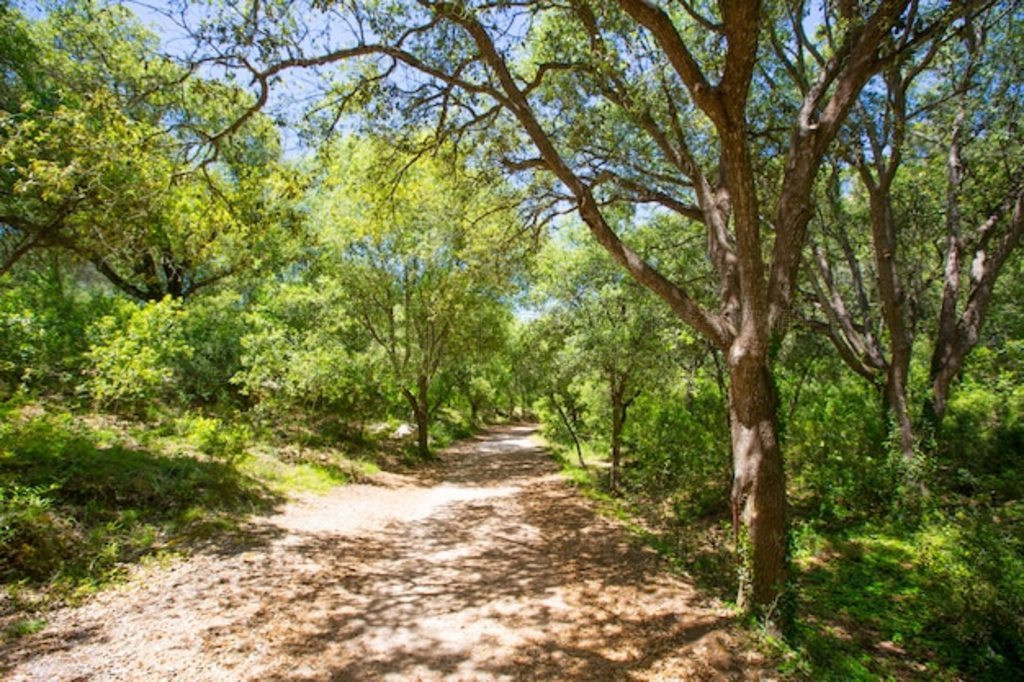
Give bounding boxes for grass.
[778,516,1024,681]
[1,616,46,642]
[0,401,383,617]
[781,529,950,680]
[238,451,348,495]
[542,438,617,505]
[541,429,1024,680]
[0,407,279,607]
[543,435,722,581]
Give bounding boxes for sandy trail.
[1,425,757,681]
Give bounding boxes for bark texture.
[728,337,787,611]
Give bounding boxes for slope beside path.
[2,425,762,681]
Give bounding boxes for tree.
[0,2,172,277]
[180,0,979,616]
[313,138,524,457]
[0,1,302,300]
[802,2,1023,471]
[232,278,385,423]
[925,6,1024,430]
[535,230,668,491]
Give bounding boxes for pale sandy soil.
[1,425,765,681]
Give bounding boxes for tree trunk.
[415,408,429,458]
[403,375,431,459]
[550,394,585,469]
[865,181,918,466]
[885,350,916,464]
[727,342,788,618]
[610,388,624,493]
[924,360,957,432]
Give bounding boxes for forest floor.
[1,425,766,681]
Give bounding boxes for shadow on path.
[3,425,755,681]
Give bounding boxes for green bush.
[784,368,894,523]
[174,413,251,460]
[85,297,193,413]
[918,506,1024,673]
[941,343,1024,501]
[624,379,730,505]
[232,285,384,422]
[428,408,476,449]
[0,267,112,398]
[177,292,249,407]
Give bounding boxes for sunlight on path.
[1,425,761,681]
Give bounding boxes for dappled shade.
[1,427,755,681]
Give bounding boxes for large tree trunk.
[727,341,788,616]
[403,375,431,459]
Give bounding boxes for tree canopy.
[1,1,1022,676]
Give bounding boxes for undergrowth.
[0,399,384,632]
[543,433,1024,680]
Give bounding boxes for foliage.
[780,344,897,524]
[173,413,250,461]
[939,341,1024,501]
[785,509,1024,680]
[231,280,382,422]
[0,1,303,298]
[625,378,730,510]
[85,297,193,413]
[0,2,1020,678]
[529,226,685,486]
[0,260,113,397]
[0,403,278,598]
[175,291,250,407]
[309,137,527,455]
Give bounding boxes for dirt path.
[2,425,761,681]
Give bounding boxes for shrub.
[85,297,193,413]
[941,342,1024,502]
[784,369,894,523]
[174,413,251,460]
[625,379,730,502]
[0,267,112,398]
[177,292,248,407]
[918,506,1024,673]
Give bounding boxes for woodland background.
[1,1,1022,678]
